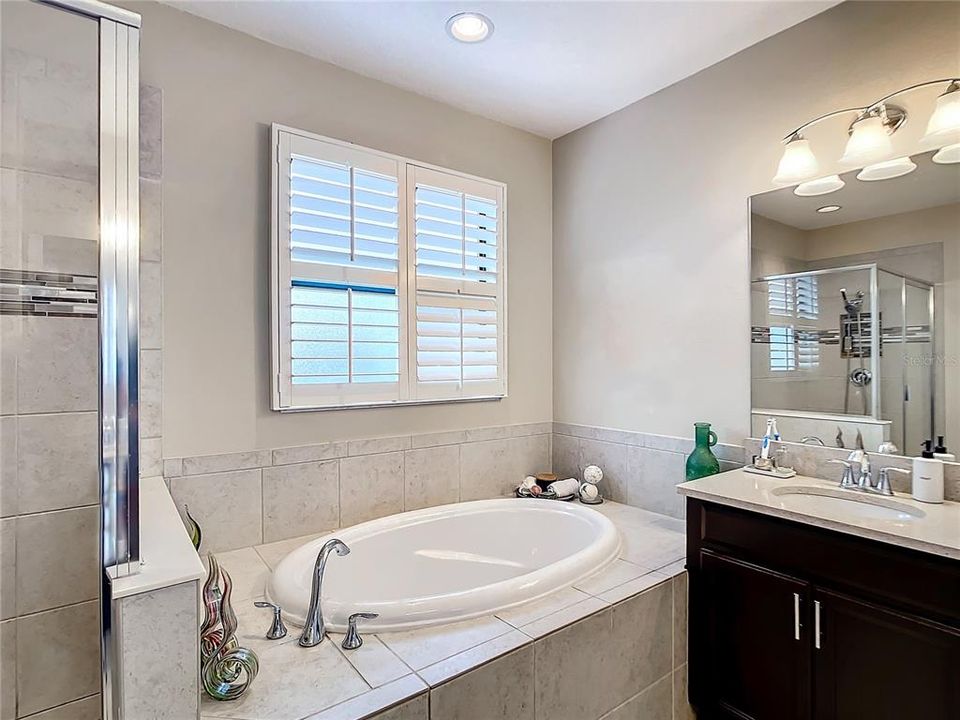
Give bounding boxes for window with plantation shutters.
[767,276,820,374]
[271,125,506,410]
[409,165,504,401]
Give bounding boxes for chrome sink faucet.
[829,454,908,497]
[299,539,350,648]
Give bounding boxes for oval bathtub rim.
[265,498,623,633]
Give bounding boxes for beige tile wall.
[554,423,745,519]
[0,3,165,714]
[119,581,199,719]
[166,423,552,554]
[366,574,691,720]
[0,5,103,717]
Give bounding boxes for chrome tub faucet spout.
[299,539,350,648]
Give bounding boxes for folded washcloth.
[547,477,580,497]
[519,476,537,491]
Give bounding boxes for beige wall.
[552,1,960,446]
[128,2,553,457]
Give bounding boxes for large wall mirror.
[750,150,959,458]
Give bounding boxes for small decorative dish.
[516,487,577,502]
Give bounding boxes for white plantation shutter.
[408,166,505,400]
[766,276,820,374]
[275,131,407,407]
[271,126,506,410]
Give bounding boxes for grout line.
[8,502,99,519]
[17,691,100,719]
[330,638,374,691]
[11,596,98,621]
[602,668,675,719]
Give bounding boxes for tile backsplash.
[553,423,746,519]
[165,422,552,554]
[166,421,750,553]
[744,438,960,502]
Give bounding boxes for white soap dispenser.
[912,440,944,504]
[933,436,956,462]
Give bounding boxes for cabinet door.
[813,589,960,720]
[700,551,811,720]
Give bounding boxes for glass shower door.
[1,2,102,717]
[1,2,141,719]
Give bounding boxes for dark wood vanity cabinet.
[686,499,960,720]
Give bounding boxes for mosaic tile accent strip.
[0,269,97,317]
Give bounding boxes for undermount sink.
[771,486,926,522]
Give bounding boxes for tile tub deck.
[199,501,687,720]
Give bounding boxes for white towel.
[547,478,580,497]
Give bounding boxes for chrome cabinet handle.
[793,593,801,640]
[814,600,822,650]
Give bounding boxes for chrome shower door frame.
[36,1,143,719]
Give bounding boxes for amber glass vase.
[685,422,720,481]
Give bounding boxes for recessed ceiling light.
[446,12,493,43]
[817,205,842,214]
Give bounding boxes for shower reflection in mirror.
[750,149,957,456]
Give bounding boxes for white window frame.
[270,124,508,411]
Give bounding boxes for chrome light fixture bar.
[773,78,960,185]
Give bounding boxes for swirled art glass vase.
[200,553,259,701]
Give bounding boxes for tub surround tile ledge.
[108,477,205,599]
[679,468,960,560]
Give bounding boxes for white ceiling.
[165,0,838,138]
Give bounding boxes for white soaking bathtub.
[267,498,621,632]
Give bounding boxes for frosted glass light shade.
[933,142,960,164]
[921,87,960,149]
[773,137,819,185]
[794,175,845,197]
[856,156,917,181]
[841,115,893,166]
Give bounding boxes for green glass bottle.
[685,422,720,481]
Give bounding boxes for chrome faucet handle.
[858,457,874,491]
[874,467,910,496]
[341,612,379,650]
[254,601,288,640]
[828,459,858,489]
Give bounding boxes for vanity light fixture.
[446,12,493,43]
[839,108,901,166]
[921,81,960,148]
[773,78,959,184]
[794,174,844,197]
[773,135,819,185]
[816,205,842,214]
[856,156,917,182]
[932,142,960,164]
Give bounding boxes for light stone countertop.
[199,501,686,720]
[678,468,960,560]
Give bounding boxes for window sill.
[276,394,506,413]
